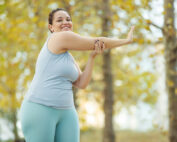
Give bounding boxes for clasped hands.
[91,26,135,58]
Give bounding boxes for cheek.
[70,22,73,27]
[56,23,62,26]
[53,22,61,27]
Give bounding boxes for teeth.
[62,27,70,30]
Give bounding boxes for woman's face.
[49,10,73,32]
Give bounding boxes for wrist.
[90,52,96,59]
[126,38,133,44]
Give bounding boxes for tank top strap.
[46,34,52,44]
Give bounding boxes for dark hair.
[48,8,71,25]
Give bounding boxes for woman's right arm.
[99,26,134,49]
[50,26,134,52]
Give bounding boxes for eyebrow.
[57,16,71,19]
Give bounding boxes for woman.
[20,8,134,142]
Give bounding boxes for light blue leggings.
[19,99,80,142]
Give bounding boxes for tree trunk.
[102,50,115,142]
[163,0,177,142]
[101,0,115,142]
[12,109,20,142]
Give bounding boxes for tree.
[101,0,115,142]
[163,0,177,141]
[0,0,51,141]
[0,0,160,141]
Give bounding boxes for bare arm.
[72,41,104,89]
[98,37,131,49]
[51,31,98,51]
[98,26,135,49]
[50,26,134,52]
[72,54,96,89]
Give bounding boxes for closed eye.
[57,19,71,22]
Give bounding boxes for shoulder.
[51,31,76,41]
[47,32,72,54]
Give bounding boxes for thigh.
[55,108,80,142]
[19,99,57,142]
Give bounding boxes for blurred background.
[0,0,177,142]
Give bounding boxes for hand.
[127,26,135,43]
[91,40,105,58]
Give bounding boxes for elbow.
[78,84,87,89]
[77,82,88,89]
[73,82,87,89]
[73,76,88,89]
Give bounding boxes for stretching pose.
[20,8,134,142]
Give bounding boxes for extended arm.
[98,26,134,49]
[50,26,134,52]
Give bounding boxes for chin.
[63,29,71,31]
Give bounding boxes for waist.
[25,89,75,109]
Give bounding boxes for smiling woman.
[48,8,73,32]
[19,7,134,142]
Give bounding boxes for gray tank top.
[24,34,79,109]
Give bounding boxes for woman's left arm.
[72,41,104,89]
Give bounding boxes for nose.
[62,19,69,24]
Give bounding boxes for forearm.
[75,55,95,89]
[54,30,133,51]
[98,37,131,49]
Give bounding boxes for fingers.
[95,41,101,54]
[131,26,135,31]
[102,42,105,50]
[129,26,135,34]
[97,40,105,53]
[127,26,135,43]
[129,26,134,34]
[93,40,105,55]
[98,40,101,53]
[95,40,100,51]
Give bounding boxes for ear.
[48,24,53,32]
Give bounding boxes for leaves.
[0,0,166,135]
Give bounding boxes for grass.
[80,129,169,142]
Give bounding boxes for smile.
[62,27,70,29]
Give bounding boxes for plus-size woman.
[19,8,134,142]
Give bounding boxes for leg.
[19,99,57,142]
[55,108,80,142]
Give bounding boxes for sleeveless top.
[24,34,79,109]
